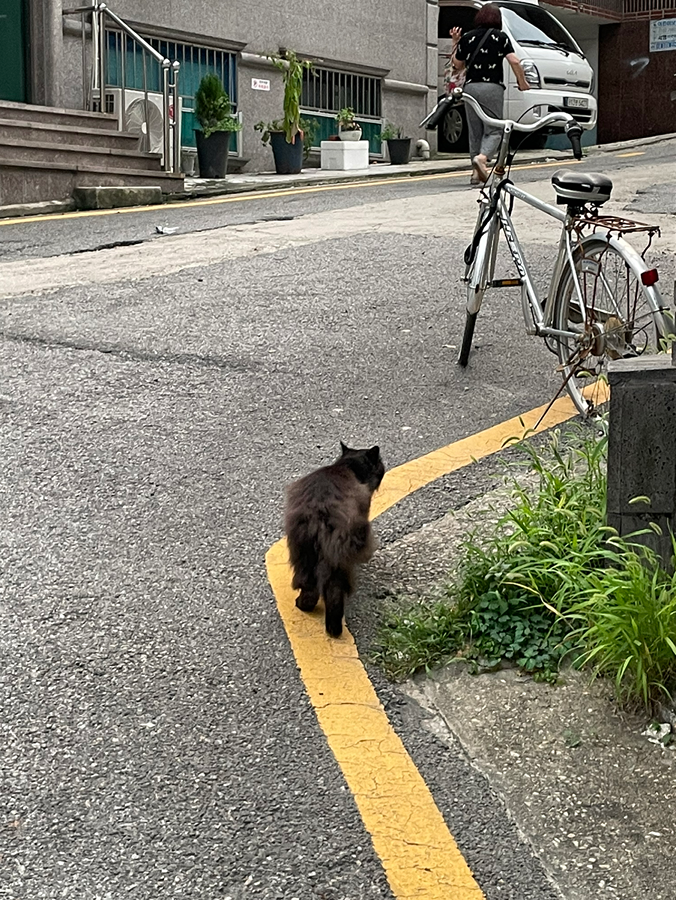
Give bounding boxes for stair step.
[0,99,120,131]
[0,136,164,172]
[0,159,184,207]
[0,117,143,150]
[0,101,184,206]
[0,155,182,182]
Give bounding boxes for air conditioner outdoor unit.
[106,88,182,164]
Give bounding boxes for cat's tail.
[317,560,353,638]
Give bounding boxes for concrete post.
[607,356,676,568]
[42,0,64,107]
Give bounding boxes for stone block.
[73,185,163,210]
[607,356,676,567]
[320,141,369,171]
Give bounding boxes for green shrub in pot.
[194,73,242,178]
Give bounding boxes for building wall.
[598,18,676,142]
[56,0,436,171]
[103,0,427,85]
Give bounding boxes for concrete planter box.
[320,140,369,170]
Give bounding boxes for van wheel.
[439,106,468,153]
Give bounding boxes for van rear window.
[498,3,581,55]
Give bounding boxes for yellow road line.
[0,159,580,228]
[616,151,645,158]
[266,389,601,899]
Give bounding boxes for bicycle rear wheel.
[552,235,672,417]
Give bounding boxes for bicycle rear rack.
[572,213,660,259]
[573,213,660,239]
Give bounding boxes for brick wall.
[598,19,676,142]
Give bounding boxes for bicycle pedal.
[490,278,523,288]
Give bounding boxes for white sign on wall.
[649,18,676,52]
[251,78,271,91]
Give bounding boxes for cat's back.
[285,443,384,537]
[286,462,368,514]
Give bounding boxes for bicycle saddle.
[551,170,613,206]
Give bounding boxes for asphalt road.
[0,142,674,899]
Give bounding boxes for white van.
[437,0,597,151]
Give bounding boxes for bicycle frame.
[461,95,640,343]
[466,158,667,344]
[467,182,577,338]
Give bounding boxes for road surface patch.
[266,389,602,898]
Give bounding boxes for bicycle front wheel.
[553,235,672,417]
[458,208,499,367]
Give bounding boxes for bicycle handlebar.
[447,89,584,160]
[564,121,583,160]
[457,88,575,135]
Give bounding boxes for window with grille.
[301,66,383,154]
[105,32,238,149]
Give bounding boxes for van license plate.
[564,97,588,109]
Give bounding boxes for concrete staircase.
[0,100,184,207]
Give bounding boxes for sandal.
[472,155,489,183]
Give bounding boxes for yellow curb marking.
[0,159,580,228]
[266,386,608,899]
[616,151,645,158]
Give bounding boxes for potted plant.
[380,122,412,165]
[336,107,362,142]
[194,73,242,178]
[255,115,319,169]
[254,50,313,175]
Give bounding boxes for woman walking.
[454,3,530,184]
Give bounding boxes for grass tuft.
[373,424,676,713]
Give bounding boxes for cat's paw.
[325,616,343,638]
[296,590,319,612]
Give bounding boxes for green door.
[0,0,27,102]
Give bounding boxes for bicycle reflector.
[641,268,659,286]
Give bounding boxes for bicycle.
[438,90,673,418]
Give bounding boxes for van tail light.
[641,269,659,287]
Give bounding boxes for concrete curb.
[166,133,676,204]
[589,131,676,154]
[0,198,75,219]
[168,150,572,203]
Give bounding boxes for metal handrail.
[62,1,181,174]
[99,5,166,64]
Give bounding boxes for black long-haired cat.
[285,443,385,637]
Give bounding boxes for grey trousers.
[464,81,505,161]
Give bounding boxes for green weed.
[371,599,464,681]
[568,539,676,710]
[373,425,676,713]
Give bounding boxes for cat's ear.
[367,445,381,462]
[340,441,350,455]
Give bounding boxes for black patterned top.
[455,28,515,87]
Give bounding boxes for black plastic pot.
[195,130,230,178]
[270,131,303,174]
[387,138,411,165]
